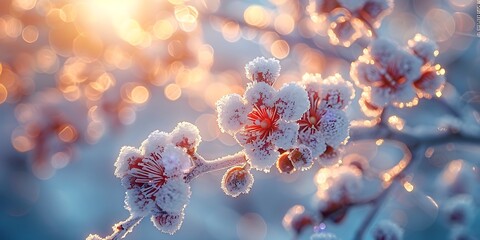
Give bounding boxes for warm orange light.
[165,84,182,101]
[0,83,7,104]
[131,85,149,104]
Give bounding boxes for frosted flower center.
[245,105,279,140]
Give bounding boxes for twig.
[184,151,247,183]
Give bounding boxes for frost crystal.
[221,165,254,197]
[351,35,446,114]
[245,57,281,85]
[114,122,200,234]
[372,220,403,240]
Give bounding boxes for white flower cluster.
[351,34,445,116]
[114,122,201,234]
[216,58,355,173]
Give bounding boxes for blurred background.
[0,0,479,239]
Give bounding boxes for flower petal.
[245,82,276,107]
[244,140,279,172]
[151,208,185,235]
[216,94,251,134]
[270,120,299,149]
[115,146,142,178]
[161,144,192,177]
[320,109,349,148]
[155,178,191,213]
[274,83,309,121]
[140,131,169,160]
[298,130,327,157]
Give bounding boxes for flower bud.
[151,210,184,235]
[221,165,254,197]
[276,152,295,174]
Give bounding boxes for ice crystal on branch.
[351,35,446,116]
[113,122,200,235]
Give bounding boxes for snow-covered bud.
[283,205,314,235]
[276,146,314,174]
[245,57,281,85]
[442,195,475,227]
[276,151,295,174]
[170,122,201,155]
[221,165,254,197]
[372,220,403,240]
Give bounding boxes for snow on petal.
[115,146,142,178]
[216,94,250,134]
[243,140,279,172]
[151,209,185,235]
[319,74,355,110]
[245,57,281,85]
[170,122,201,154]
[289,145,314,171]
[392,84,418,106]
[274,83,309,121]
[367,87,391,108]
[140,130,169,159]
[370,38,398,66]
[386,50,422,83]
[298,130,327,157]
[408,34,438,65]
[245,82,276,107]
[414,69,445,97]
[350,62,383,88]
[270,120,299,149]
[155,178,191,213]
[161,144,192,177]
[125,188,155,217]
[320,109,349,148]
